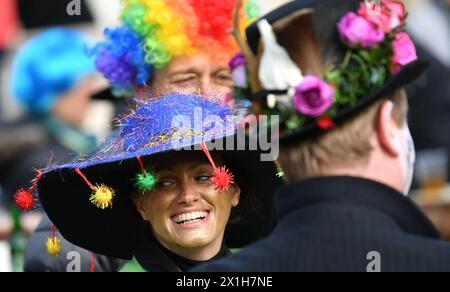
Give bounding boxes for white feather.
[257,19,304,91]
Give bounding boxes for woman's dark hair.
[223,156,261,225]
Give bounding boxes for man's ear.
[376,100,401,157]
[231,185,241,207]
[132,195,149,221]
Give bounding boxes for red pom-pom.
[212,167,235,192]
[15,189,36,211]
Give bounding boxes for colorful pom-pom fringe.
[135,172,159,193]
[15,189,36,211]
[14,171,43,211]
[90,185,116,210]
[47,236,61,256]
[212,166,235,192]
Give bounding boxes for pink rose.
[294,76,335,118]
[358,1,406,33]
[383,1,406,27]
[338,12,385,48]
[391,32,417,73]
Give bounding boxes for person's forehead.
[165,54,230,73]
[151,151,223,169]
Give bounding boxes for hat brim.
[38,134,282,259]
[280,59,429,145]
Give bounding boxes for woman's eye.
[156,180,175,188]
[195,175,213,182]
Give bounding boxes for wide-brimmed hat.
[35,93,282,259]
[230,0,428,144]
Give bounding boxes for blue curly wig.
[12,28,96,115]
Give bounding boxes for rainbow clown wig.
[91,0,259,95]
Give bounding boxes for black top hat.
[230,0,428,144]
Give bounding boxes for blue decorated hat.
[36,93,282,259]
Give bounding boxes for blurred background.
[0,0,448,272]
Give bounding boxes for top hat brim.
[38,134,283,260]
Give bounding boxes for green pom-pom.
[135,172,158,193]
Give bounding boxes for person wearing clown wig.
[91,0,259,99]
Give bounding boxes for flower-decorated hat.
[91,0,260,96]
[230,0,428,144]
[24,93,282,259]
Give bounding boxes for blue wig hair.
[11,28,96,115]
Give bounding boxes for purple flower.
[229,52,248,88]
[338,12,385,48]
[294,76,335,118]
[229,52,247,69]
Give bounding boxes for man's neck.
[321,165,406,196]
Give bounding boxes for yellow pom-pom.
[90,184,116,209]
[47,236,61,256]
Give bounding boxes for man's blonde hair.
[279,89,408,183]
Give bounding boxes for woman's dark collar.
[134,231,230,272]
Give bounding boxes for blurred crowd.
[0,0,123,272]
[0,0,449,272]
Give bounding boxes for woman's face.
[133,151,240,259]
[143,53,234,98]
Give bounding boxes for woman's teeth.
[174,211,209,225]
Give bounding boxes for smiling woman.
[131,152,243,271]
[133,152,240,260]
[37,93,283,272]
